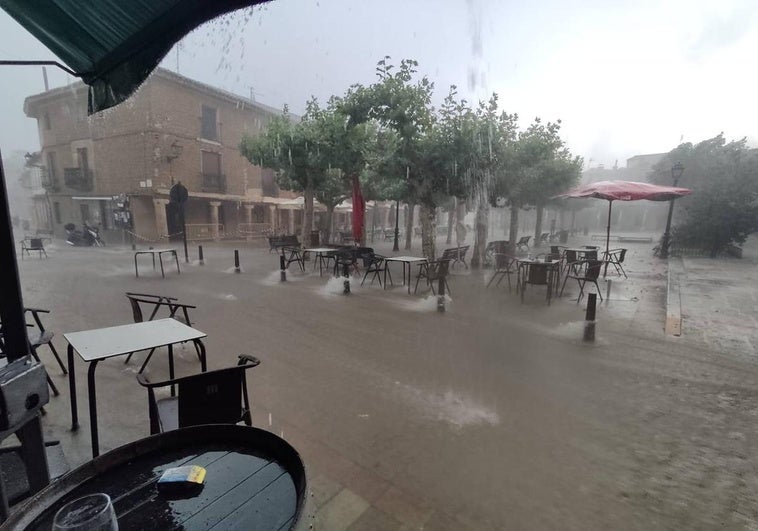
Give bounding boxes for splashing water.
[223,266,244,274]
[395,294,453,313]
[400,383,499,429]
[320,276,358,296]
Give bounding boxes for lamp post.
[392,198,400,252]
[166,140,183,185]
[661,161,684,259]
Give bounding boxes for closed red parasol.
[351,176,365,242]
[556,180,692,263]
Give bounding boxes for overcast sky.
[1,0,757,168]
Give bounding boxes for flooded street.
[18,238,758,529]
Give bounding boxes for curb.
[665,257,683,336]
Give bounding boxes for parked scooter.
[64,222,106,247]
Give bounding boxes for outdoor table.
[134,248,180,278]
[2,425,310,531]
[64,319,207,458]
[517,259,561,305]
[384,256,428,294]
[302,247,337,276]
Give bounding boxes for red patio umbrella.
[556,180,692,259]
[351,176,365,242]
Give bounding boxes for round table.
[2,425,310,531]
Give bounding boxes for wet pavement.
[13,234,758,529]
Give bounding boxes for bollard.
[605,279,612,302]
[280,254,287,282]
[234,250,240,273]
[583,293,597,342]
[437,277,446,313]
[198,245,204,265]
[343,263,350,295]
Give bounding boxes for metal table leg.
[87,360,100,457]
[159,254,165,278]
[168,344,175,397]
[174,250,180,274]
[68,344,78,431]
[134,253,139,278]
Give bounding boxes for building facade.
[24,68,296,243]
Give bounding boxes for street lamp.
[166,140,183,185]
[660,161,684,259]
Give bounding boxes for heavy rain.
[1,1,758,529]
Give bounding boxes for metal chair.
[487,253,517,291]
[361,254,391,287]
[123,293,201,372]
[20,238,47,260]
[414,259,451,295]
[137,354,260,434]
[603,248,628,278]
[560,259,603,302]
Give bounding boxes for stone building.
[23,68,296,243]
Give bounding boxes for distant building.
[23,68,299,242]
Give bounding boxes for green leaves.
[651,134,758,256]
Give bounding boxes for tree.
[649,134,758,257]
[341,58,440,257]
[493,118,581,255]
[240,102,324,243]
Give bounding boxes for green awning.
[0,0,269,113]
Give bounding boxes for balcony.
[40,168,60,192]
[63,167,93,191]
[201,173,226,193]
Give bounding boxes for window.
[201,151,221,176]
[47,151,56,180]
[53,202,61,224]
[201,105,218,140]
[44,112,51,130]
[201,151,224,192]
[77,147,89,172]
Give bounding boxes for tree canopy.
[649,134,758,257]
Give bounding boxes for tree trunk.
[471,198,489,268]
[420,203,436,260]
[446,199,455,244]
[570,209,576,234]
[405,203,414,250]
[302,178,314,245]
[508,203,520,255]
[455,200,467,246]
[323,205,334,244]
[534,203,544,245]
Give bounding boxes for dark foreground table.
[1,425,310,531]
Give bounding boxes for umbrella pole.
[604,201,612,277]
[0,152,30,362]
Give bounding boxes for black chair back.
[177,367,246,427]
[29,238,43,249]
[494,254,514,270]
[565,250,577,263]
[584,250,598,260]
[586,260,602,281]
[618,249,627,263]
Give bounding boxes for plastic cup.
[53,493,118,530]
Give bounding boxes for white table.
[384,256,428,294]
[64,319,206,457]
[134,248,180,278]
[303,247,338,276]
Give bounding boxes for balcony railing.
[201,173,226,193]
[63,167,93,191]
